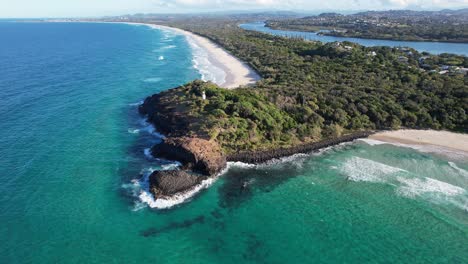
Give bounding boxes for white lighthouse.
[202,91,206,100]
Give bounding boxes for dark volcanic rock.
[151,137,227,176]
[149,170,207,198]
[227,131,374,164]
[138,87,209,139]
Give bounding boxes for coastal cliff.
[151,137,226,176]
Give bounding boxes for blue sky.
[1,0,467,18]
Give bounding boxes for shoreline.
[125,22,260,89]
[368,129,468,159]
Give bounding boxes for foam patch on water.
[153,45,176,52]
[128,128,140,134]
[227,161,257,169]
[158,56,165,61]
[128,118,167,137]
[128,100,143,106]
[448,162,468,178]
[138,118,166,138]
[143,77,163,83]
[397,177,465,198]
[359,138,388,146]
[396,177,467,210]
[186,36,226,86]
[341,157,405,183]
[144,148,153,159]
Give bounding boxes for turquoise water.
[240,22,468,56]
[1,22,467,263]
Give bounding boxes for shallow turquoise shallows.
[0,22,467,263]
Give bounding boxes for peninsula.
[135,18,467,201]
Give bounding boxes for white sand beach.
[369,129,468,154]
[128,22,260,88]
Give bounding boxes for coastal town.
[267,9,468,42]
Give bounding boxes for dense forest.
[142,19,467,153]
[266,9,468,43]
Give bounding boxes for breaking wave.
[139,177,217,209]
[448,162,468,178]
[186,36,226,86]
[396,177,467,211]
[339,156,467,210]
[396,177,465,198]
[340,157,405,183]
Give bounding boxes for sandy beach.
[127,22,260,88]
[369,129,468,154]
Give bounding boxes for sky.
[0,0,467,18]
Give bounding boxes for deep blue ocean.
[1,22,467,263]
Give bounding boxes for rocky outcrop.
[151,137,227,176]
[227,131,374,164]
[138,87,209,139]
[149,170,207,198]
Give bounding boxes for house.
[398,56,409,63]
[457,68,468,75]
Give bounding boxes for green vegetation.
[155,20,467,153]
[267,10,468,43]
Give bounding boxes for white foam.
[226,161,257,169]
[144,148,153,159]
[139,177,217,209]
[132,162,232,210]
[396,177,467,210]
[128,128,140,134]
[397,177,465,198]
[128,100,143,106]
[153,45,177,52]
[359,138,388,146]
[341,157,405,183]
[125,22,227,86]
[138,118,166,138]
[161,163,181,171]
[143,77,163,83]
[186,36,226,86]
[448,162,468,178]
[158,56,165,61]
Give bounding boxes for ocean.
[0,22,467,263]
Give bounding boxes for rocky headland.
[149,170,207,198]
[138,81,375,200]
